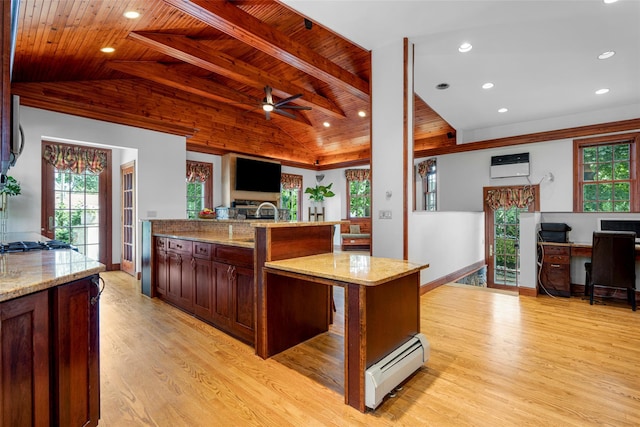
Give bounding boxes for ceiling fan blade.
[274,108,297,119]
[278,105,312,110]
[275,93,303,107]
[264,85,273,105]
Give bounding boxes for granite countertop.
[0,250,105,302]
[250,220,347,228]
[153,231,256,248]
[264,252,429,286]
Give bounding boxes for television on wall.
[235,157,281,193]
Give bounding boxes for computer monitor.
[598,218,640,244]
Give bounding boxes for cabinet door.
[155,249,168,296]
[51,275,100,427]
[167,252,194,311]
[0,291,50,427]
[231,265,255,343]
[212,261,232,327]
[193,257,213,321]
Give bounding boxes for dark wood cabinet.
[0,290,51,426]
[51,275,101,427]
[0,275,100,427]
[153,238,255,344]
[539,244,571,297]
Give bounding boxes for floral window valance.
[186,162,212,183]
[485,186,535,210]
[345,168,370,182]
[417,159,436,177]
[281,173,302,190]
[43,143,108,174]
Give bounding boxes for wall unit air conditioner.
[365,333,430,410]
[490,152,530,178]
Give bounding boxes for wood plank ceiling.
[11,0,453,169]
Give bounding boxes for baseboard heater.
[365,333,430,410]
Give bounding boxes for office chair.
[584,231,636,311]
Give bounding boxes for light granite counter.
[0,250,105,302]
[153,231,256,249]
[264,252,428,286]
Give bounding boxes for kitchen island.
[0,241,105,426]
[143,219,429,412]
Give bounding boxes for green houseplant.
[0,176,21,198]
[304,183,335,202]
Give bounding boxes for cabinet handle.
[550,264,561,268]
[90,276,105,306]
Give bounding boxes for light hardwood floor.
[99,271,640,426]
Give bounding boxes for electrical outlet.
[379,210,392,219]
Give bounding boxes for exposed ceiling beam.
[160,0,370,100]
[128,31,347,120]
[107,60,313,126]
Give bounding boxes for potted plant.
[0,176,21,211]
[304,182,335,203]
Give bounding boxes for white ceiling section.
[281,0,640,141]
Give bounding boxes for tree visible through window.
[346,169,370,218]
[281,173,302,221]
[574,134,639,212]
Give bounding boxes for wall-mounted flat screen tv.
[235,157,282,193]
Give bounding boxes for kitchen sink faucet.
[255,202,279,222]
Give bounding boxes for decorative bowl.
[198,212,216,219]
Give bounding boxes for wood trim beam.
[107,60,312,126]
[17,93,198,137]
[416,118,640,158]
[128,32,346,119]
[160,0,370,99]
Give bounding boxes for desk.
[260,253,428,412]
[538,242,640,297]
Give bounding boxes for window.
[186,161,213,218]
[418,158,436,211]
[574,133,639,212]
[281,173,302,221]
[345,169,370,218]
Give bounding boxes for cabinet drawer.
[167,238,192,253]
[541,245,570,256]
[543,253,570,264]
[156,237,166,250]
[193,242,213,259]
[215,245,253,267]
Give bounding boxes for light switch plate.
[379,210,392,219]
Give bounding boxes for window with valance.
[186,161,213,218]
[42,143,108,174]
[281,173,302,190]
[417,159,437,211]
[345,168,370,218]
[186,162,212,183]
[485,186,535,210]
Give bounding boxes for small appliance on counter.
[538,223,572,243]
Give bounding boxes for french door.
[41,142,112,268]
[121,161,135,276]
[484,185,539,290]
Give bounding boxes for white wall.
[8,106,186,271]
[371,40,405,259]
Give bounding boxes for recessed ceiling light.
[482,82,494,89]
[123,11,140,19]
[595,88,610,95]
[458,42,472,53]
[435,83,450,90]
[598,51,615,60]
[358,111,366,118]
[498,108,508,113]
[323,121,330,127]
[603,0,618,4]
[100,47,115,53]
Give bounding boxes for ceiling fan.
[253,85,312,120]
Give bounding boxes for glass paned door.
[493,206,526,286]
[53,169,100,260]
